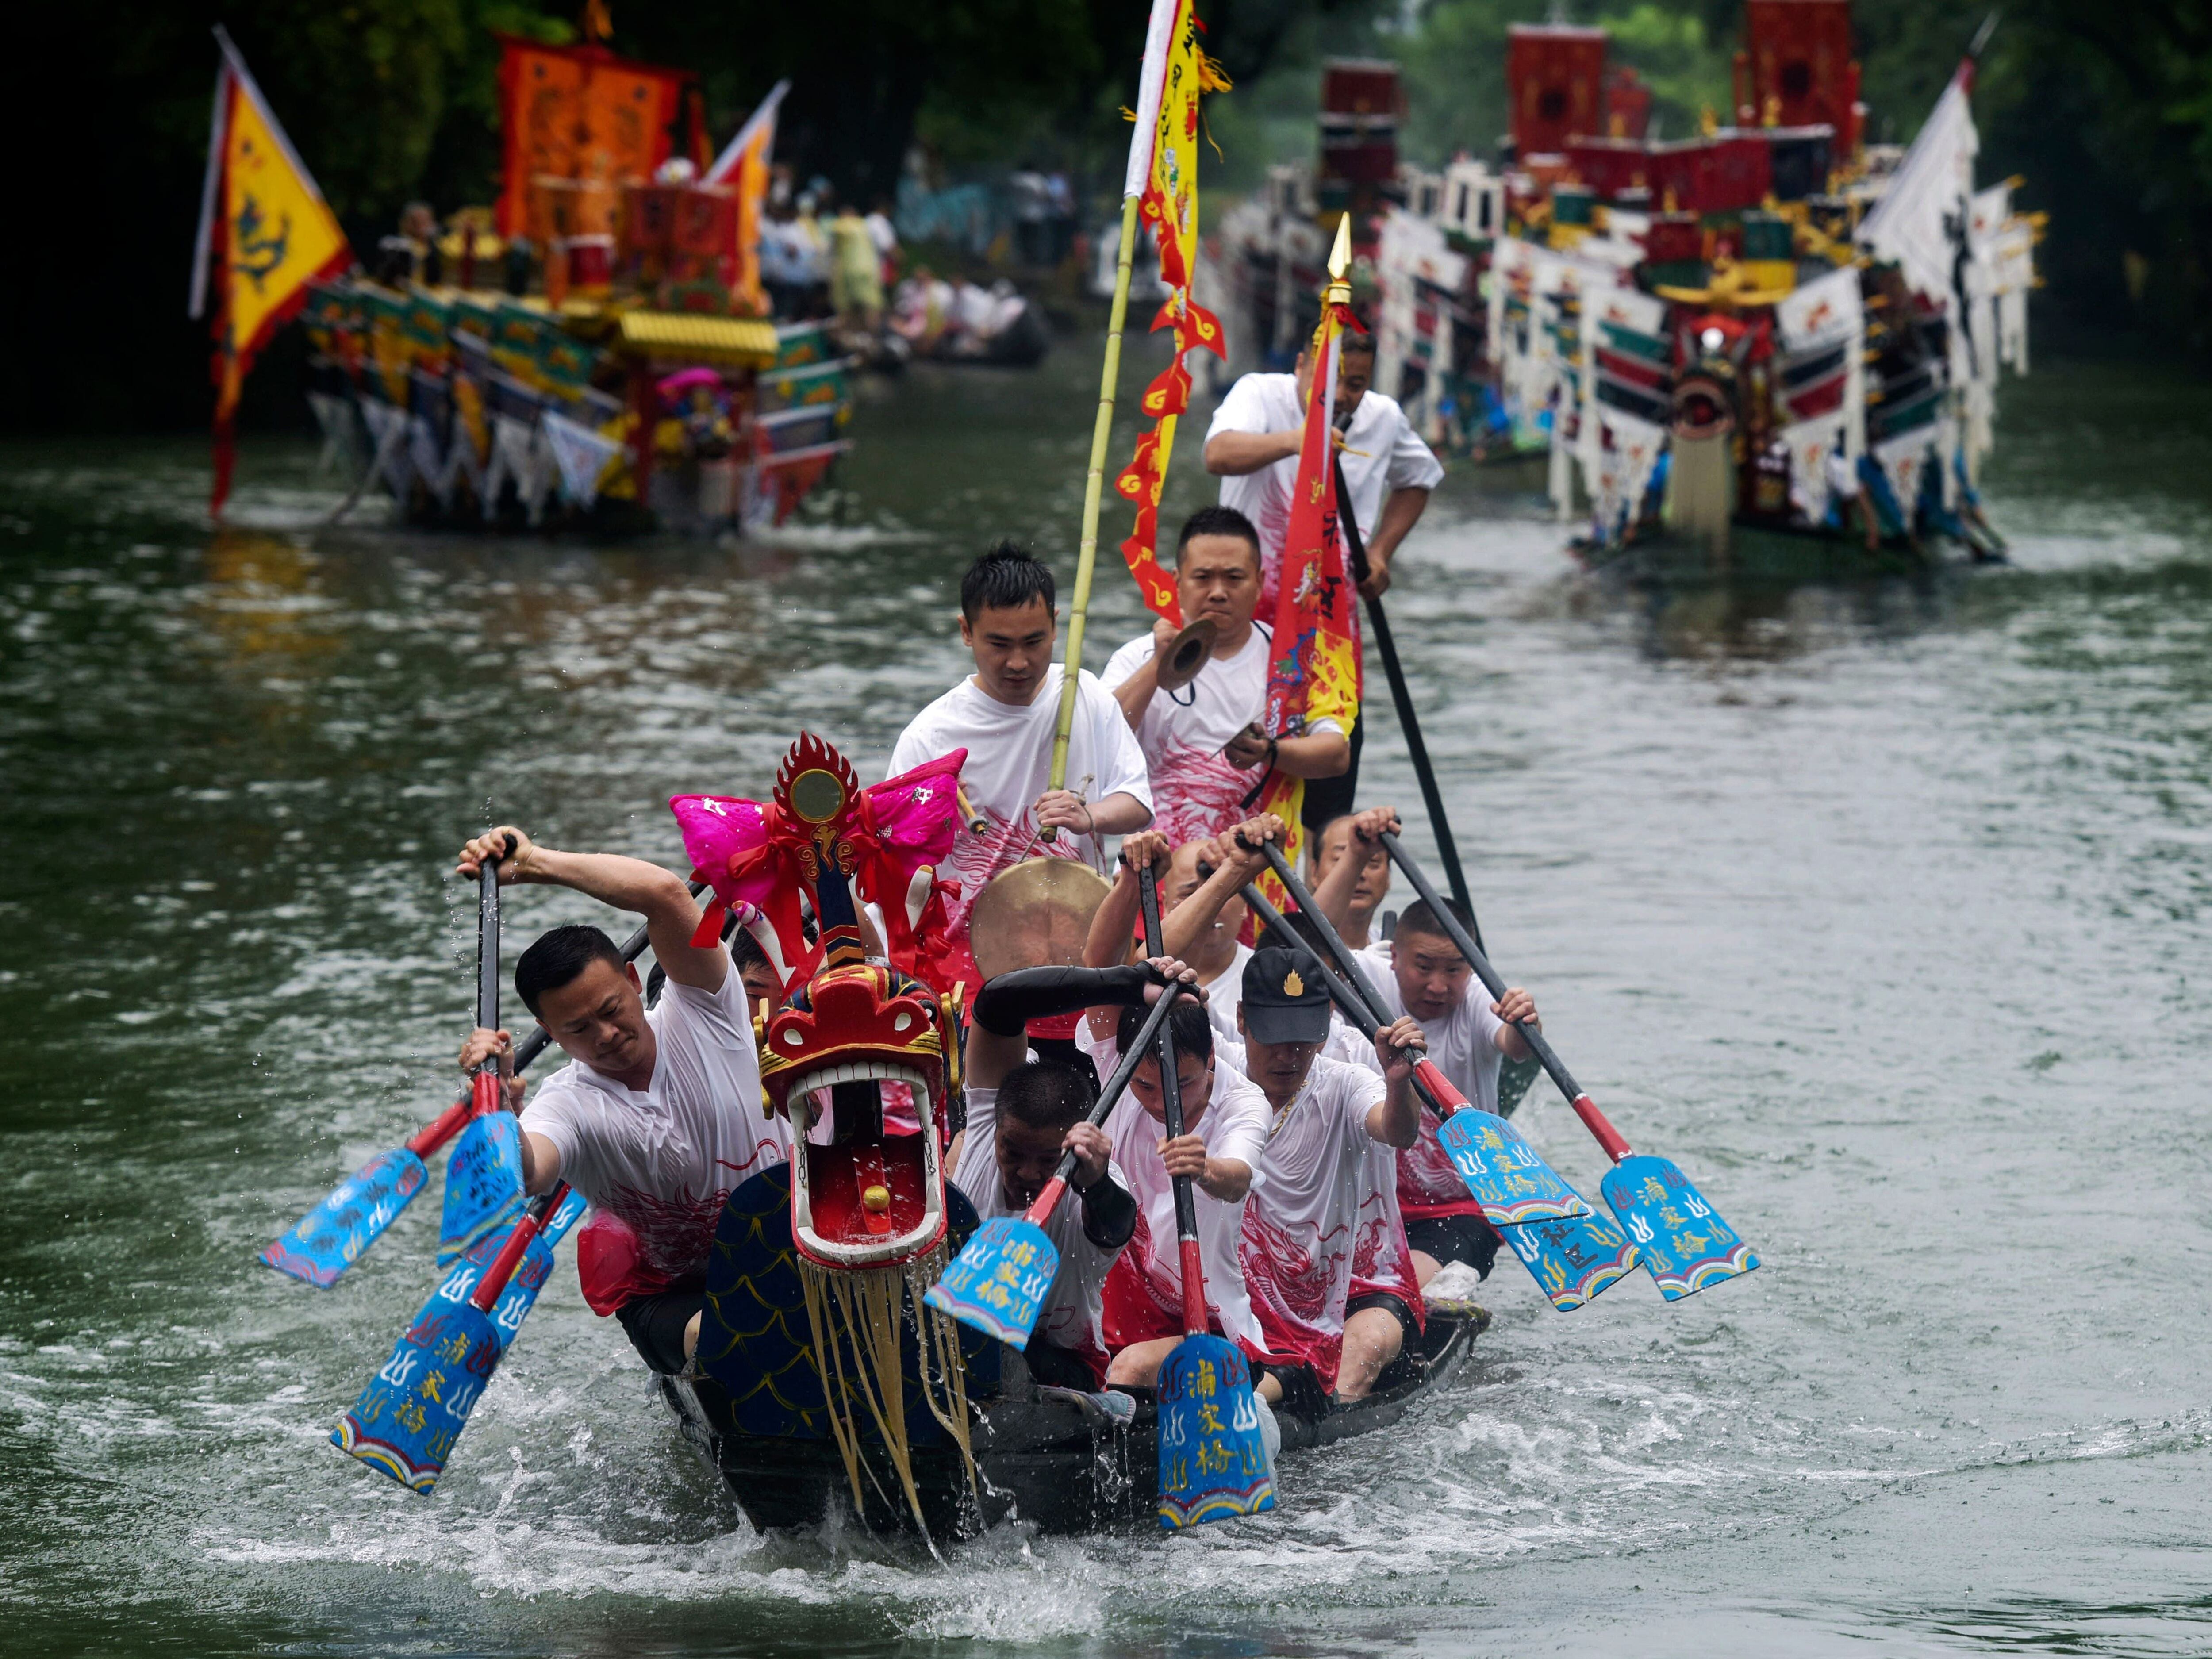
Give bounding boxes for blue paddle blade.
[261,1148,430,1288]
[1600,1155,1759,1301]
[437,1114,524,1267]
[331,1297,504,1495]
[456,1187,589,1352]
[1498,1207,1641,1312]
[923,1216,1061,1348]
[1156,1333,1276,1530]
[1436,1109,1593,1226]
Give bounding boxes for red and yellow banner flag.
[190,28,353,518]
[493,38,692,240]
[1113,0,1229,623]
[1252,303,1363,881]
[704,81,791,318]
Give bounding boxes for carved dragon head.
[744,736,961,1271]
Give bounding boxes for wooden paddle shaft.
[1378,831,1633,1164]
[1022,978,1190,1227]
[474,857,502,1090]
[1251,838,1396,1025]
[1047,189,1147,812]
[1332,456,1478,933]
[467,1181,570,1313]
[1138,863,1209,1337]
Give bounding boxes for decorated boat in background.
[1208,2,2041,572]
[194,22,849,534]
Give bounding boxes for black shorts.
[615,1286,706,1375]
[1344,1290,1418,1342]
[1406,1213,1500,1280]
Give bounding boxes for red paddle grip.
[405,1094,475,1160]
[1178,1237,1208,1337]
[1413,1059,1468,1111]
[468,1185,566,1312]
[1023,1176,1069,1228]
[1570,1093,1633,1164]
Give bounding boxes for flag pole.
[1047,188,1144,804]
[1046,0,1178,821]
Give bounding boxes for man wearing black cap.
[1226,946,1429,1405]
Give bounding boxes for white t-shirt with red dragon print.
[520,971,792,1289]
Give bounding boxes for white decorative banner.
[484,413,541,522]
[357,399,412,502]
[1873,427,1937,526]
[1857,68,1978,308]
[541,411,623,511]
[408,415,456,510]
[1778,265,1863,353]
[1586,283,1667,345]
[305,391,356,475]
[1593,404,1668,542]
[1778,412,1850,519]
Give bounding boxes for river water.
[3,344,2210,1657]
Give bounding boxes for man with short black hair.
[1205,331,1445,827]
[1221,946,1429,1405]
[1202,331,1443,614]
[1307,811,1394,952]
[889,540,1152,990]
[1317,807,1543,1287]
[955,986,1144,1390]
[454,828,790,1376]
[1101,506,1349,846]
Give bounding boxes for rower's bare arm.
[519,1130,563,1194]
[1366,1014,1425,1148]
[1312,805,1397,930]
[1110,617,1181,730]
[457,830,724,993]
[1204,427,1301,476]
[1165,817,1275,956]
[1087,791,1152,836]
[1201,1155,1252,1203]
[1491,986,1539,1060]
[1272,728,1351,779]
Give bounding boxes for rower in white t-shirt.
[1086,997,1273,1385]
[453,827,792,1378]
[1202,330,1444,616]
[953,979,1141,1389]
[887,541,1152,991]
[1099,507,1348,848]
[958,955,1269,1391]
[1315,806,1545,1289]
[1217,948,1425,1404]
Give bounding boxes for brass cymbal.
[1152,616,1220,693]
[968,856,1112,980]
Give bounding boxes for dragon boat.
[652,733,1486,1539]
[1209,0,2039,576]
[288,33,848,537]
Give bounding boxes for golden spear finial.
[1325,213,1352,305]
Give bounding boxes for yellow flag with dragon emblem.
[190,27,353,517]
